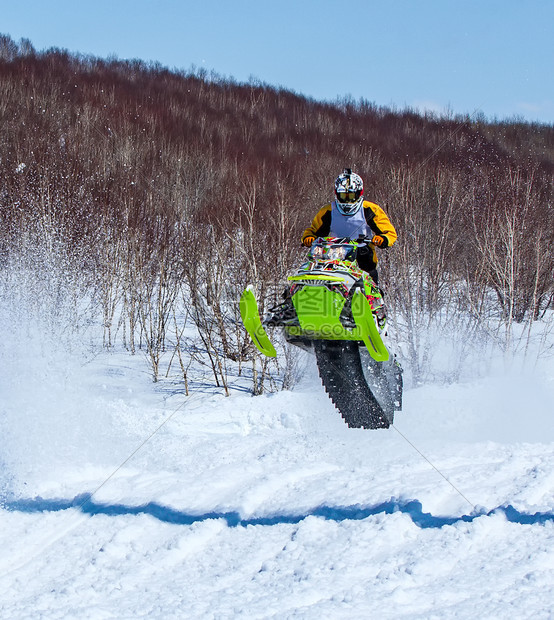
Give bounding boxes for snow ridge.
[4,495,554,529]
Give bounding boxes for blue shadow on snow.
[2,494,553,529]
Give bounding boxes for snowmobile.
[240,236,403,429]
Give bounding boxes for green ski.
[351,290,389,362]
[240,287,277,358]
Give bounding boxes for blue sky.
[2,0,553,124]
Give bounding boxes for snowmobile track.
[314,340,390,429]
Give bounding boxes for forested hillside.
[1,34,553,388]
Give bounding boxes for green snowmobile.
[240,236,402,429]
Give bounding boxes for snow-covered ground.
[1,290,554,619]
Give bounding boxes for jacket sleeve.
[301,204,332,244]
[364,202,397,248]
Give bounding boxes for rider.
[301,168,397,283]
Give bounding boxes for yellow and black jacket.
[301,200,397,271]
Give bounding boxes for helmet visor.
[337,190,361,203]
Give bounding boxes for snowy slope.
[1,302,554,618]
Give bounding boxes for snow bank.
[1,265,553,617]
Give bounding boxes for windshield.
[309,238,357,262]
